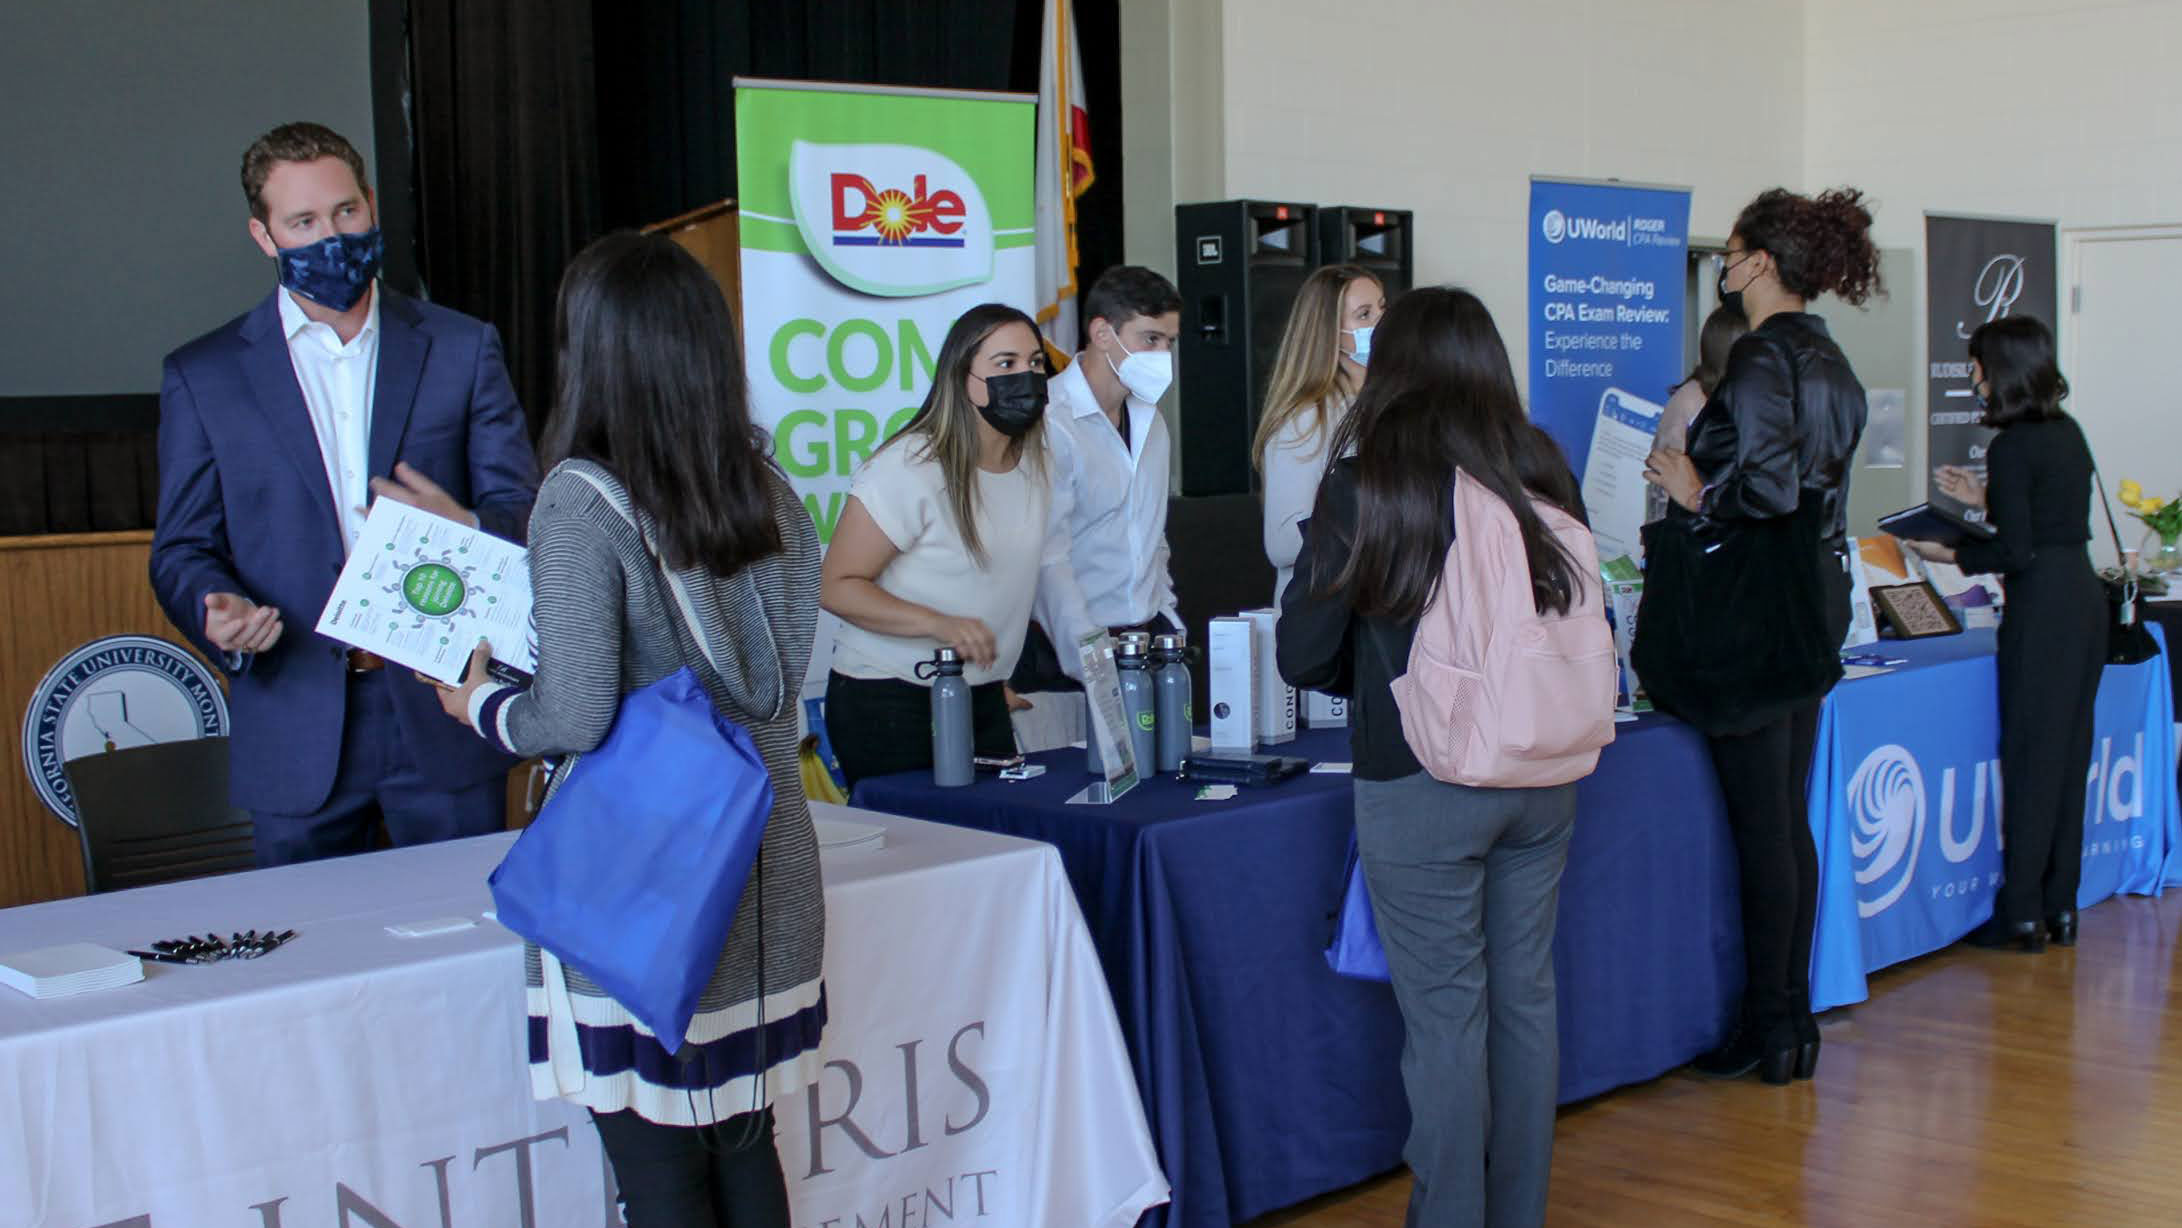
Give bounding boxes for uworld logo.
[1849,744,2003,918]
[1848,734,2148,918]
[1540,208,1632,245]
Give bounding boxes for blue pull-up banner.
[1527,178,1690,564]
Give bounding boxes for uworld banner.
[735,79,1037,543]
[1527,178,1690,566]
[1923,213,2057,524]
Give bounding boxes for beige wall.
[1126,0,1806,396]
[1804,0,2182,249]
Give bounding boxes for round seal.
[402,562,467,617]
[19,635,230,826]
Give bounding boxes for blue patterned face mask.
[276,227,383,311]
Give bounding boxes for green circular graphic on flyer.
[402,563,467,617]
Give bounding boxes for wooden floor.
[1251,890,2182,1227]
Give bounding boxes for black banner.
[1924,213,2057,523]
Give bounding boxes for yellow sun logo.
[870,190,917,241]
[843,177,942,244]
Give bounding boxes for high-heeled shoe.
[2047,910,2078,948]
[1692,1022,1799,1085]
[1790,994,1820,1081]
[1965,918,2046,953]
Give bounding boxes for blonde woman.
[820,304,1056,787]
[1255,265,1387,603]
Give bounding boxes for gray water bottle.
[926,647,974,788]
[1152,632,1192,774]
[1117,633,1159,777]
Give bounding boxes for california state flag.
[1035,0,1094,354]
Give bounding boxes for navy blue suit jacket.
[150,288,540,814]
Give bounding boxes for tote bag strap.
[551,461,764,686]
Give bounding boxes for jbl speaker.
[1315,206,1414,296]
[1175,200,1318,496]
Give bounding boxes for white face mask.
[1343,324,1373,366]
[1106,334,1175,404]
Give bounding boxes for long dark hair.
[1685,302,1750,396]
[1968,314,2069,427]
[1733,187,1884,306]
[1323,287,1585,621]
[880,302,1046,564]
[539,232,783,574]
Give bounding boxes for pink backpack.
[1388,468,1616,788]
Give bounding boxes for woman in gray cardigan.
[434,233,823,1227]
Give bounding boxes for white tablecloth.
[1,806,1166,1228]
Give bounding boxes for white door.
[2067,227,2182,567]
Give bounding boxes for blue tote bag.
[1326,832,1391,982]
[488,464,774,1053]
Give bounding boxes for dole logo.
[791,140,994,298]
[830,174,966,248]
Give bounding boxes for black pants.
[1995,550,2108,927]
[592,1108,788,1227]
[824,672,1016,790]
[1706,699,1824,1035]
[1008,613,1179,695]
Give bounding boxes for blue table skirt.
[853,715,1743,1227]
[1807,628,2182,1009]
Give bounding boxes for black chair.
[65,737,255,893]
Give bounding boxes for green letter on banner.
[772,319,826,394]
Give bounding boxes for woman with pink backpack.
[1278,286,1615,1228]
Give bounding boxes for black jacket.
[1686,312,1867,543]
[1275,459,1424,782]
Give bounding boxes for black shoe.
[2047,910,2078,948]
[1692,1023,1798,1085]
[1789,992,1820,1081]
[1965,918,2046,954]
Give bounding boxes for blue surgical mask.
[1343,324,1373,366]
[276,227,384,311]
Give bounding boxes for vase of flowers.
[2119,479,2182,574]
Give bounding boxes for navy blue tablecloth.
[853,716,1743,1227]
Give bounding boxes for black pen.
[128,949,194,966]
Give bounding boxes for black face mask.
[1717,252,1752,319]
[973,370,1049,437]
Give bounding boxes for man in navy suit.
[151,122,540,867]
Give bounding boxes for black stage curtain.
[591,0,1125,306]
[387,0,1121,436]
[406,0,604,437]
[0,397,162,536]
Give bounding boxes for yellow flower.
[2120,479,2145,508]
[2146,497,2169,514]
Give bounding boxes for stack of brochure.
[0,943,144,999]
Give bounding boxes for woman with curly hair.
[1644,187,1881,1085]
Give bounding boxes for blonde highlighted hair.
[1253,265,1382,470]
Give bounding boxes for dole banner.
[1528,178,1691,567]
[735,80,1037,543]
[1923,213,2057,525]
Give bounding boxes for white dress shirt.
[277,285,380,553]
[1034,359,1177,679]
[1262,398,1350,607]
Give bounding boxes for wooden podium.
[0,532,550,909]
[644,198,741,314]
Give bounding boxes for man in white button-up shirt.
[151,123,538,867]
[1017,267,1184,690]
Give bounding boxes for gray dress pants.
[1353,771,1577,1228]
